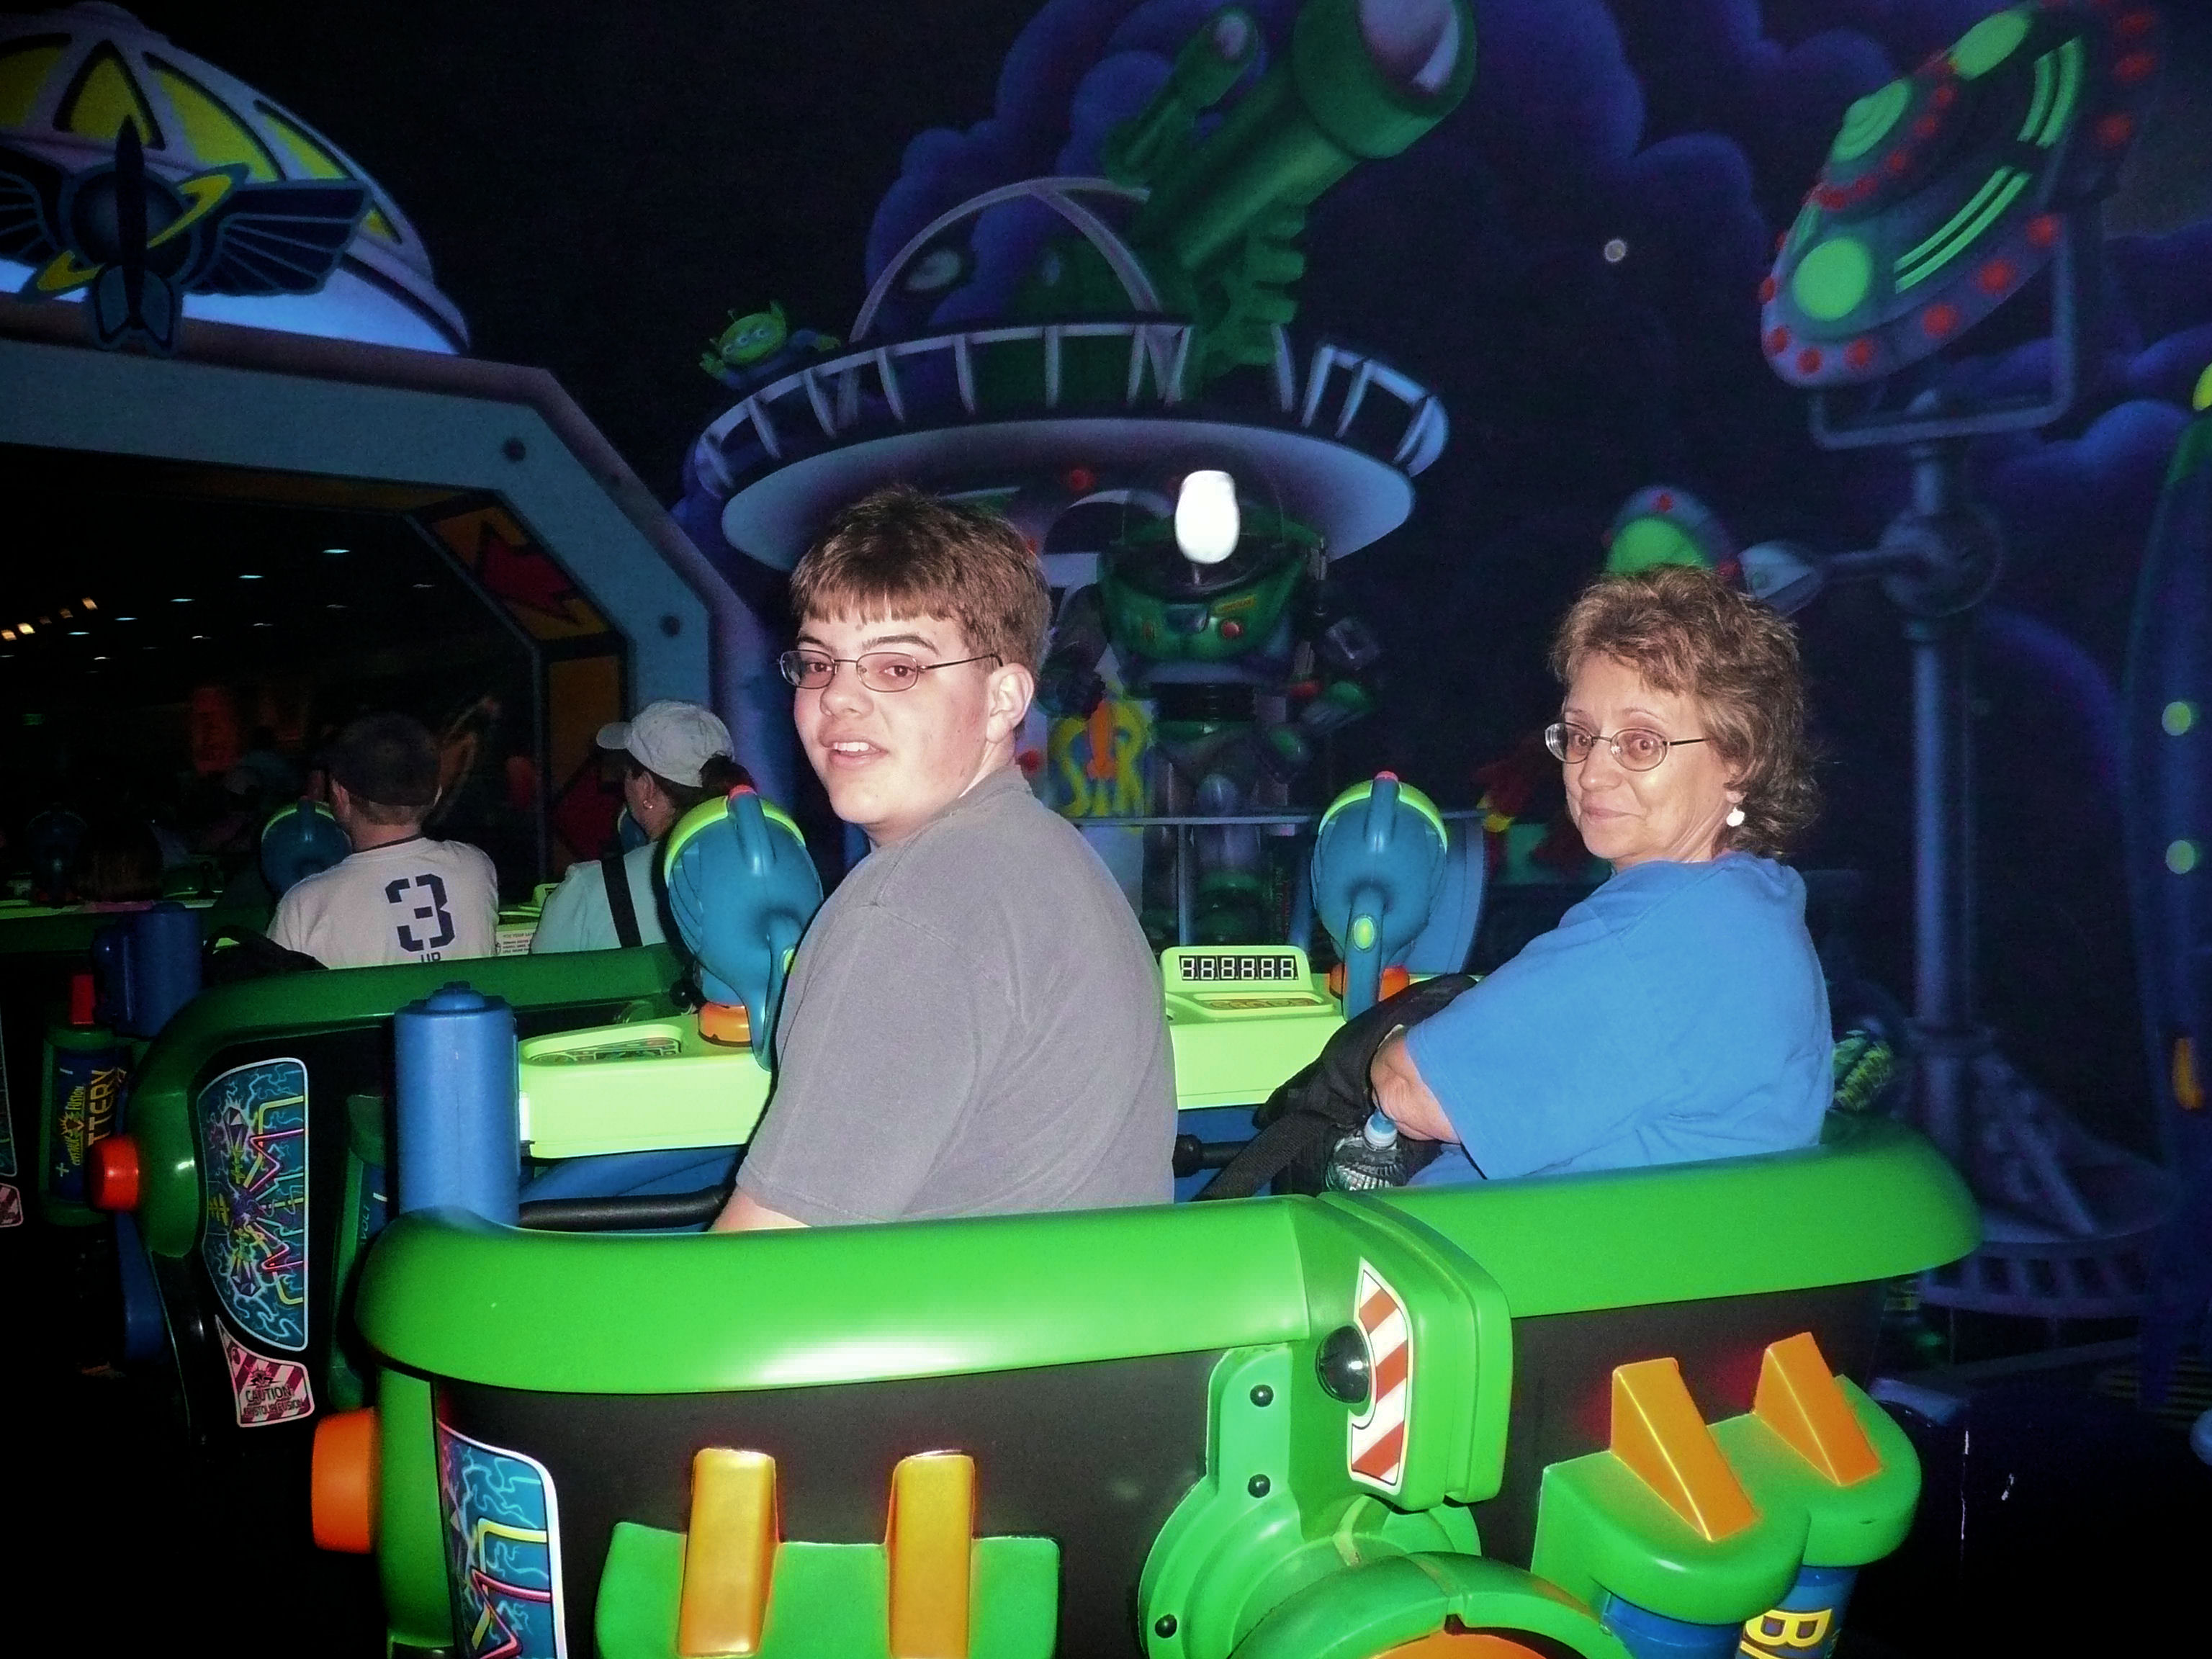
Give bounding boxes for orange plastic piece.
[1752,1332,1883,1488]
[310,1408,379,1553]
[886,1452,974,1659]
[697,1002,752,1047]
[2175,1037,2203,1111]
[678,1448,779,1658]
[1328,962,1412,1002]
[86,1133,140,1211]
[1085,699,1118,782]
[1609,1357,1758,1541]
[1381,1635,1549,1657]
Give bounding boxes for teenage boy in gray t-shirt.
[712,487,1174,1228]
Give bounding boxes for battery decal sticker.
[438,1420,569,1659]
[197,1056,310,1351]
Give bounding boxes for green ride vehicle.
[297,781,1974,1659]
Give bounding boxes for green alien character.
[699,302,842,392]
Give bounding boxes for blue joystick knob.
[664,788,823,1069]
[1311,772,1449,1020]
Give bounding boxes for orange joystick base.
[697,1001,753,1047]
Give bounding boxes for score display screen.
[1172,950,1305,985]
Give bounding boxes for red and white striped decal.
[1347,1261,1411,1493]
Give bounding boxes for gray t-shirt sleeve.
[736,902,994,1225]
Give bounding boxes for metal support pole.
[1899,439,1986,1159]
[1907,610,1978,1157]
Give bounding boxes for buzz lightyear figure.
[1038,470,1380,945]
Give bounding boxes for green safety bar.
[358,1117,1974,1395]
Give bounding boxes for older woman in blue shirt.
[1375,564,1830,1180]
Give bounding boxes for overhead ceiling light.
[93,655,106,661]
[81,597,96,610]
[192,633,208,640]
[1,630,12,642]
[59,606,73,619]
[327,602,346,610]
[323,547,348,556]
[68,629,87,637]
[17,622,32,634]
[115,615,137,622]
[171,596,193,604]
[239,572,264,581]
[413,582,434,590]
[252,621,274,629]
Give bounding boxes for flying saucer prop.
[1761,1,2159,389]
[1601,485,1826,614]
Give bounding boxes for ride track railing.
[689,321,1451,496]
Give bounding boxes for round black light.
[1316,1324,1372,1406]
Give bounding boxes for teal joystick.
[1310,772,1449,1019]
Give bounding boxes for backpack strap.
[601,850,642,949]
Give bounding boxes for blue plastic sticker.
[437,1421,568,1659]
[197,1057,310,1352]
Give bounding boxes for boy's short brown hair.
[790,486,1050,673]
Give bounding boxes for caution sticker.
[1347,1260,1411,1493]
[217,1323,315,1428]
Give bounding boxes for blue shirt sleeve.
[1404,905,1668,1178]
[1404,857,1833,1182]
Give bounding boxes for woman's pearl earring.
[1725,805,1747,828]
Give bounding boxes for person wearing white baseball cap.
[531,700,751,953]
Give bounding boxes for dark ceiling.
[0,444,515,717]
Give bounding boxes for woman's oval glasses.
[1545,721,1707,773]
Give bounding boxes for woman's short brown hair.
[1550,564,1817,858]
[790,486,1050,673]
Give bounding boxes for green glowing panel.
[153,64,279,179]
[1831,81,1909,163]
[1791,237,1872,322]
[2165,701,2198,737]
[1896,168,2028,291]
[2169,841,2201,876]
[2193,364,2211,413]
[1951,7,2030,81]
[1606,519,1712,575]
[2037,38,2082,148]
[0,42,63,128]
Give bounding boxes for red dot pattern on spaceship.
[1758,0,2161,391]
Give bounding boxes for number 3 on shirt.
[385,873,455,954]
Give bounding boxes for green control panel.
[1160,945,1341,1110]
[516,946,1349,1158]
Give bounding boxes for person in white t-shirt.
[531,700,750,955]
[266,714,498,968]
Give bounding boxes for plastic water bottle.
[1327,1110,1405,1192]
